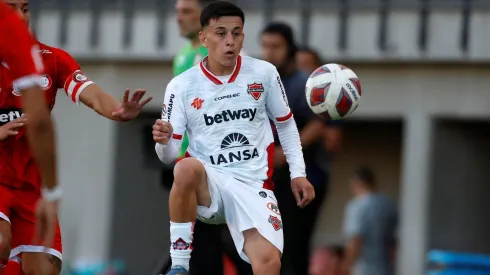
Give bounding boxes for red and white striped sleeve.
[264,63,306,179]
[55,48,94,104]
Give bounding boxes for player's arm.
[57,50,151,121]
[265,66,306,179]
[154,82,187,164]
[0,9,57,191]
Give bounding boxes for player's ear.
[199,31,207,48]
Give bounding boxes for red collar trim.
[200,55,242,85]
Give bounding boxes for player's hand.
[0,116,27,140]
[112,88,153,121]
[291,177,315,208]
[153,119,173,145]
[34,198,59,249]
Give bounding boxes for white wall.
[35,9,490,61]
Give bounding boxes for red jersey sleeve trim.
[172,134,183,140]
[276,111,293,122]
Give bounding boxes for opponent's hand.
[112,89,153,121]
[0,116,27,140]
[34,198,59,248]
[291,177,315,208]
[153,119,173,145]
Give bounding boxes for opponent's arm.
[154,82,187,164]
[265,66,306,179]
[57,50,151,121]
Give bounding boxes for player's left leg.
[9,186,62,275]
[242,229,281,275]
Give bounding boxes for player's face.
[260,33,288,68]
[199,16,244,68]
[296,51,318,74]
[4,0,30,26]
[175,0,202,39]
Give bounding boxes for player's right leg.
[0,184,15,275]
[167,158,212,274]
[0,220,12,274]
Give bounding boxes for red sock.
[2,260,22,275]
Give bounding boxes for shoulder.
[40,44,71,59]
[167,66,200,94]
[241,56,276,74]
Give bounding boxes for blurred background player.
[0,1,152,274]
[160,0,252,274]
[341,167,398,275]
[260,22,342,275]
[296,47,323,75]
[308,245,344,275]
[0,2,59,274]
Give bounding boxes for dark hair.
[261,22,298,58]
[200,1,245,28]
[298,46,323,66]
[197,0,218,8]
[352,166,376,189]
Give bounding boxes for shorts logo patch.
[268,215,282,231]
[267,202,281,215]
[259,191,267,198]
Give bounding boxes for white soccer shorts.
[196,161,284,263]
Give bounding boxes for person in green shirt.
[173,0,210,158]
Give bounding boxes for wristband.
[42,186,63,201]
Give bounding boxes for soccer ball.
[305,63,362,120]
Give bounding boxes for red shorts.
[0,183,62,261]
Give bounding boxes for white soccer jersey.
[158,55,306,188]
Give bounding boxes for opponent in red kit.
[0,2,63,275]
[0,1,153,274]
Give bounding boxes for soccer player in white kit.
[152,2,315,274]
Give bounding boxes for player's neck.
[206,56,235,76]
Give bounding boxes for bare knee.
[243,229,281,275]
[22,253,61,275]
[253,253,281,275]
[173,158,206,191]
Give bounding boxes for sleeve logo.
[73,70,88,83]
[276,76,288,106]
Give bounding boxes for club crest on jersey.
[40,75,53,90]
[247,82,264,100]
